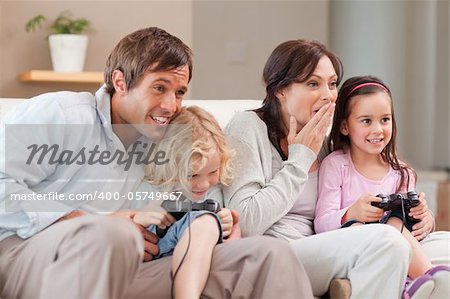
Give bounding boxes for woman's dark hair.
[329,75,416,192]
[104,27,193,96]
[254,39,343,160]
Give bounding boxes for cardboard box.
[436,181,450,231]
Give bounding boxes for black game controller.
[156,199,221,237]
[371,191,420,224]
[161,198,220,215]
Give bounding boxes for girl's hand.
[217,208,234,238]
[410,192,435,240]
[346,194,385,223]
[287,102,335,154]
[409,192,429,219]
[133,211,176,229]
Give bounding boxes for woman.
[222,39,446,298]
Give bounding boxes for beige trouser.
[0,215,313,299]
[290,224,412,299]
[421,231,450,266]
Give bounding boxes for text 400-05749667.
[7,191,183,202]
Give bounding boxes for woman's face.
[277,56,338,132]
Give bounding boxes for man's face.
[111,65,189,144]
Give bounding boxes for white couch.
[0,98,25,119]
[0,98,263,125]
[183,99,262,127]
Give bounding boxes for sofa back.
[0,98,262,128]
[0,98,24,120]
[182,99,261,127]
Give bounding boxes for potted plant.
[25,11,91,72]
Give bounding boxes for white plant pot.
[48,34,88,72]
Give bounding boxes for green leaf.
[25,11,91,34]
[25,15,46,33]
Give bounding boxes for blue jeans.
[149,211,222,258]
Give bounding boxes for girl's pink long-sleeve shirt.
[314,149,413,233]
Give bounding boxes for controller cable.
[170,202,192,299]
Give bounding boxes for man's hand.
[134,224,160,262]
[112,210,160,262]
[56,210,86,222]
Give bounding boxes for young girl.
[315,75,449,299]
[133,106,239,298]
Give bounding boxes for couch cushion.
[0,98,25,120]
[183,99,262,128]
[0,98,262,128]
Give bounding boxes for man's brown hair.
[104,27,192,96]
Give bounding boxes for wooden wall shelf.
[19,70,104,84]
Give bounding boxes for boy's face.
[111,65,189,144]
[189,151,221,201]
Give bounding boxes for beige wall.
[330,0,449,171]
[0,0,328,99]
[0,0,193,98]
[1,1,448,171]
[191,0,329,99]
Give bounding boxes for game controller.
[156,199,221,237]
[371,191,420,224]
[161,198,221,215]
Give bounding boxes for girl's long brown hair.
[329,75,416,192]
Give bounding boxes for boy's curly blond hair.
[145,106,234,193]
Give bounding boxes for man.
[0,27,313,298]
